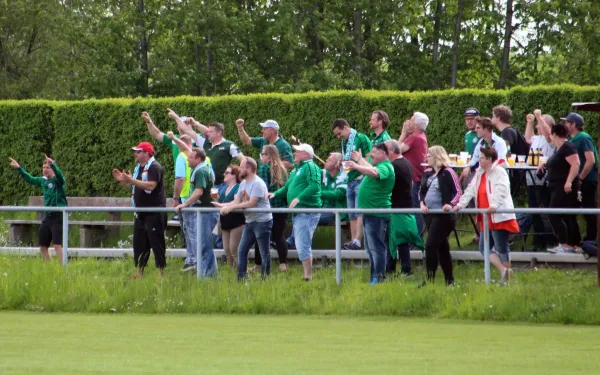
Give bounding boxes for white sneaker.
[548,245,573,254]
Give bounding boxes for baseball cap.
[132,141,155,155]
[560,112,584,127]
[293,144,314,158]
[464,107,480,116]
[259,120,280,130]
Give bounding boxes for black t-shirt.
[546,141,580,188]
[500,127,530,156]
[133,161,166,211]
[391,157,414,208]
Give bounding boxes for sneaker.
[286,240,296,250]
[369,277,379,285]
[171,214,180,221]
[573,246,584,254]
[548,245,573,254]
[343,241,361,250]
[181,263,196,272]
[500,268,508,286]
[400,271,413,277]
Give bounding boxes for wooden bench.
[6,197,179,247]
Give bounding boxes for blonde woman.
[252,145,290,272]
[419,146,462,286]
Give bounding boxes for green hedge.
[1,85,600,202]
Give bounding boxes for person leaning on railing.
[536,123,581,254]
[9,154,67,264]
[216,165,245,270]
[454,147,518,286]
[419,146,462,286]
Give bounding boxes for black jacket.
[419,167,462,207]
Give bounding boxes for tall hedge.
[1,85,599,202]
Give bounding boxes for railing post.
[335,211,341,285]
[196,210,201,279]
[62,209,69,268]
[483,212,490,285]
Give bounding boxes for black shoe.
[400,271,413,277]
[181,263,196,272]
[343,241,361,250]
[417,281,427,289]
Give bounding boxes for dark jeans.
[581,181,598,241]
[363,215,390,281]
[386,243,411,274]
[254,213,288,265]
[548,185,581,246]
[237,220,273,281]
[411,182,424,235]
[424,214,455,285]
[133,213,167,269]
[527,185,555,248]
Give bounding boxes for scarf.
[342,128,357,161]
[131,157,155,213]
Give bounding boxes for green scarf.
[388,213,424,258]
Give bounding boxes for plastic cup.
[449,154,458,164]
[211,188,218,199]
[460,152,469,159]
[517,155,526,165]
[342,161,350,173]
[539,156,548,164]
[508,155,516,166]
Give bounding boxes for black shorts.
[39,214,63,247]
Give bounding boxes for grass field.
[0,312,597,374]
[2,255,600,324]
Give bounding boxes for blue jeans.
[237,220,273,280]
[287,213,334,245]
[294,213,320,261]
[363,215,390,280]
[346,179,362,220]
[479,229,511,263]
[411,182,423,235]
[198,212,220,277]
[182,211,197,265]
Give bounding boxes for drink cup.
[466,155,472,164]
[211,188,218,199]
[517,155,526,165]
[342,161,350,173]
[508,155,516,166]
[449,154,458,164]
[539,156,548,164]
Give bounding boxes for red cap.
[131,141,154,155]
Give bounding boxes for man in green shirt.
[369,110,392,145]
[10,155,67,264]
[346,143,395,284]
[270,143,322,281]
[464,107,481,155]
[332,118,372,250]
[174,143,219,278]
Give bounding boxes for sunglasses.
[134,150,144,154]
[224,171,233,175]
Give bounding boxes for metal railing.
[1,206,598,285]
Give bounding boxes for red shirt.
[403,132,428,183]
[477,174,519,232]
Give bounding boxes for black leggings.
[255,213,288,265]
[424,214,456,285]
[548,185,581,246]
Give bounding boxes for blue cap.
[560,113,584,127]
[464,107,480,116]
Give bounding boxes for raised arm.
[524,113,535,144]
[141,112,164,142]
[235,119,252,146]
[167,131,192,155]
[10,158,44,187]
[534,109,552,143]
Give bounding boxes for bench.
[6,197,179,247]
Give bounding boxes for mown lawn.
[0,312,597,374]
[1,255,599,325]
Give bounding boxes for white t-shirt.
[526,135,556,186]
[236,176,272,223]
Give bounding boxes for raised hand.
[44,154,54,165]
[8,157,19,169]
[526,114,535,123]
[533,109,542,117]
[141,111,152,124]
[167,108,178,120]
[167,131,175,140]
[235,119,245,129]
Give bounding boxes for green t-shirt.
[18,164,67,214]
[251,136,294,166]
[321,169,349,221]
[464,130,480,155]
[570,131,599,183]
[190,164,214,207]
[370,130,391,145]
[357,159,395,217]
[162,133,181,166]
[342,131,372,182]
[202,138,241,186]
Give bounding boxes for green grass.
[0,312,598,374]
[1,255,599,325]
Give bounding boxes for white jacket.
[458,161,516,224]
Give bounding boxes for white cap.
[259,120,279,130]
[293,144,314,158]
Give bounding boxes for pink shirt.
[403,132,428,182]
